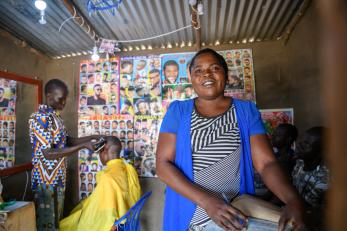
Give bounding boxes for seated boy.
[58,136,141,231]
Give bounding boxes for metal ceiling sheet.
[0,0,306,57]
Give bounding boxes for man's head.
[80,96,87,106]
[272,123,298,149]
[99,136,122,165]
[149,69,160,86]
[111,61,118,71]
[44,79,68,111]
[0,88,4,98]
[121,60,133,74]
[296,127,325,163]
[136,60,146,70]
[93,84,102,97]
[163,60,179,84]
[136,99,148,115]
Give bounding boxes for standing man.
[29,79,100,230]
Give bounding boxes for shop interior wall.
[0,2,321,230]
[0,36,47,201]
[285,3,324,132]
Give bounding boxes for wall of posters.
[0,78,16,169]
[78,49,257,198]
[219,49,256,102]
[260,108,294,138]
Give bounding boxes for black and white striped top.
[189,104,241,230]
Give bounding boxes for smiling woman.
[156,48,307,231]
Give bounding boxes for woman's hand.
[279,199,306,231]
[202,196,247,230]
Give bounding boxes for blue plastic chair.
[112,191,152,231]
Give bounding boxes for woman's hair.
[189,48,228,77]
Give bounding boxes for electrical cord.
[22,171,29,201]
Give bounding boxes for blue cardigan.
[160,98,266,231]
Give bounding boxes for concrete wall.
[0,36,47,200]
[0,2,322,231]
[285,3,324,132]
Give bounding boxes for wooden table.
[0,201,36,231]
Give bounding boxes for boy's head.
[272,123,298,149]
[99,136,122,165]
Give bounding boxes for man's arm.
[43,142,91,160]
[66,135,103,147]
[251,134,306,230]
[44,137,105,160]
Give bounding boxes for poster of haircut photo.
[0,78,16,169]
[78,57,120,199]
[221,49,256,102]
[133,115,161,177]
[260,108,294,138]
[120,57,135,115]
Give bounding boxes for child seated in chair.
[59,136,141,231]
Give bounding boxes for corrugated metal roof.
[0,0,308,58]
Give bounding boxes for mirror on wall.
[0,71,42,169]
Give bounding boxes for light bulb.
[197,2,203,15]
[39,11,46,25]
[91,53,99,62]
[35,0,47,11]
[91,46,99,61]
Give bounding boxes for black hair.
[189,48,228,77]
[306,126,325,144]
[0,88,4,92]
[149,69,160,75]
[121,60,132,69]
[163,60,179,71]
[44,79,68,96]
[136,87,144,93]
[136,98,146,107]
[93,84,101,89]
[277,123,298,141]
[123,99,132,106]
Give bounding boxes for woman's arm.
[156,133,246,230]
[251,134,306,230]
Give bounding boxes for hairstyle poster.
[0,78,16,169]
[78,57,121,198]
[260,108,294,138]
[160,52,196,113]
[220,49,256,102]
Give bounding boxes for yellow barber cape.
[60,159,141,231]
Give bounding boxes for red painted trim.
[0,71,43,109]
[0,162,32,177]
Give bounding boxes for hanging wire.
[101,25,192,43]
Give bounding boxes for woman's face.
[191,53,226,100]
